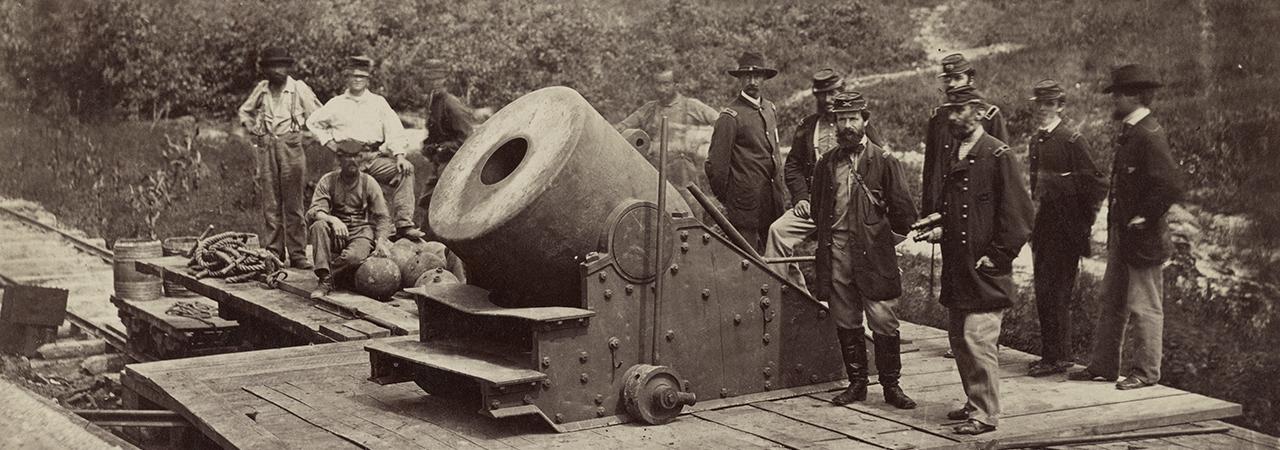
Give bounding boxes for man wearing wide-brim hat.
[1068,64,1184,391]
[705,51,789,251]
[237,46,323,270]
[932,85,1033,435]
[807,91,919,411]
[1024,79,1108,378]
[308,55,426,242]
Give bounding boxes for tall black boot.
[831,327,868,405]
[873,332,917,409]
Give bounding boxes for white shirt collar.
[740,91,761,108]
[1122,107,1151,126]
[1039,116,1062,133]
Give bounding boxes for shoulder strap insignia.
[720,107,738,118]
[993,145,1010,157]
[982,104,999,120]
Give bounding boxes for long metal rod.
[651,116,668,364]
[686,185,764,261]
[73,409,190,428]
[997,426,1231,449]
[760,256,816,264]
[0,204,113,263]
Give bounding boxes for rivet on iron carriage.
[364,86,844,432]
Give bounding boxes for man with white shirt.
[932,86,1032,435]
[705,51,789,251]
[307,55,425,241]
[1025,79,1108,377]
[808,92,918,409]
[1069,64,1184,390]
[237,46,322,269]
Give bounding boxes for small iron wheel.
[622,364,697,425]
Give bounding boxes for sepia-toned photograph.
[0,0,1277,448]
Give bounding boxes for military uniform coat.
[810,142,917,302]
[706,95,789,233]
[1108,114,1184,267]
[1029,122,1108,257]
[938,132,1033,310]
[783,113,885,206]
[921,102,1009,215]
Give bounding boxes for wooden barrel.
[114,238,162,301]
[161,236,200,297]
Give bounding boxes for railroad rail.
[0,203,144,362]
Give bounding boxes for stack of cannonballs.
[353,240,459,301]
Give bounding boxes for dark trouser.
[309,221,374,278]
[359,152,416,230]
[1032,244,1079,362]
[254,134,307,264]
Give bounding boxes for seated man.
[307,141,394,298]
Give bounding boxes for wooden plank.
[949,394,1241,445]
[245,384,427,449]
[321,322,371,341]
[288,377,466,449]
[811,369,1195,433]
[121,297,237,332]
[696,405,844,448]
[159,373,292,450]
[753,395,957,449]
[577,415,780,449]
[343,319,392,338]
[1205,420,1280,449]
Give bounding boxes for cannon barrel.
[429,87,691,308]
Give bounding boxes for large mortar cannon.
[366,87,842,432]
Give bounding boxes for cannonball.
[388,239,449,288]
[353,256,402,301]
[414,267,460,287]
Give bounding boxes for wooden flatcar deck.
[122,322,1253,450]
[134,256,418,345]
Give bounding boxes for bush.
[0,0,920,132]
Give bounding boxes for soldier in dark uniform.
[809,92,918,409]
[1069,64,1184,390]
[928,88,1033,435]
[706,51,789,251]
[922,54,1009,217]
[418,58,477,230]
[1025,80,1108,377]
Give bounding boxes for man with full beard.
[931,87,1032,435]
[808,91,918,409]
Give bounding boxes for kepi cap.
[347,55,375,77]
[940,85,986,108]
[811,68,844,93]
[829,91,870,118]
[937,53,973,78]
[1029,79,1066,101]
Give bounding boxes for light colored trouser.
[831,231,900,335]
[361,154,416,230]
[948,309,1004,427]
[254,134,307,264]
[1086,231,1164,383]
[764,211,814,293]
